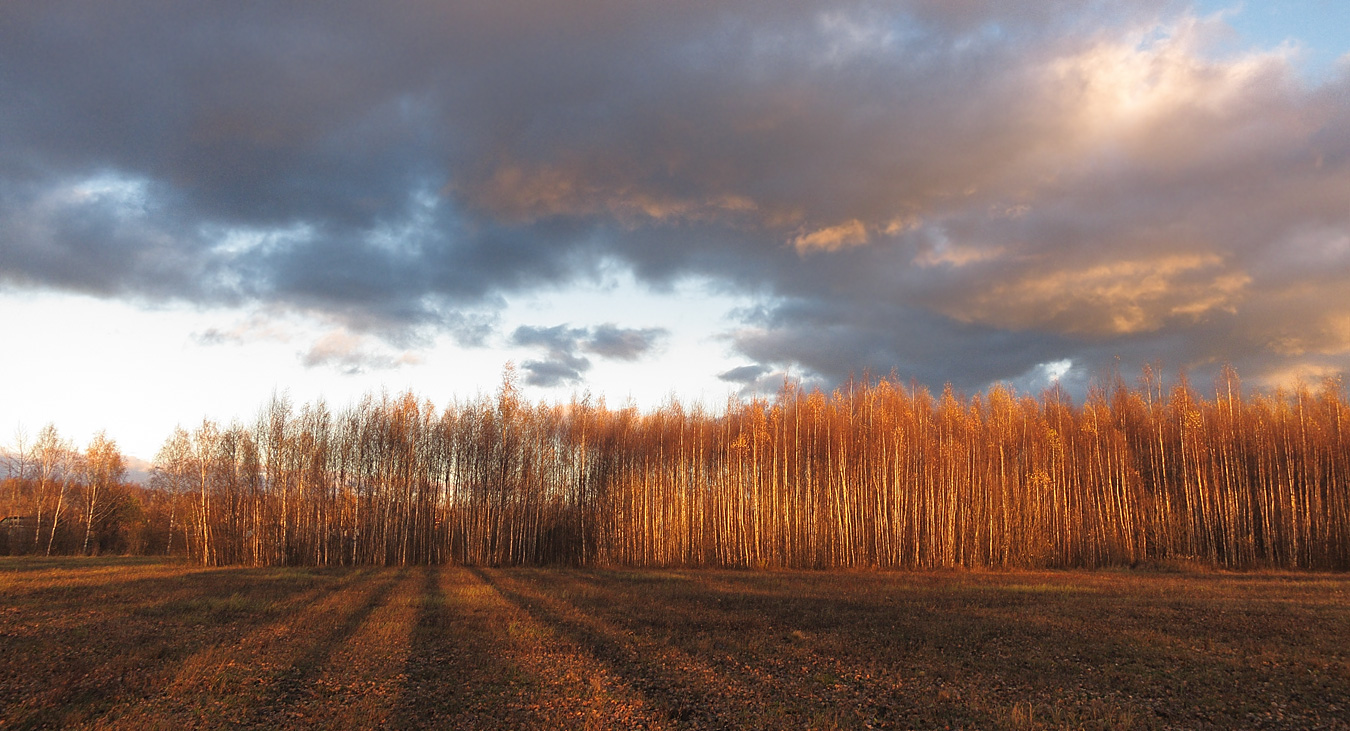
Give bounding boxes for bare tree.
[81,431,126,555]
[151,427,194,557]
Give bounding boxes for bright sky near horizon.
[2,1,1350,463]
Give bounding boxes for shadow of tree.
[3,564,376,728]
[392,565,544,730]
[472,567,742,730]
[242,568,408,727]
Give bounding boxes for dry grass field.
[1,558,1348,730]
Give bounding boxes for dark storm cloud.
[3,1,1349,392]
[511,323,666,387]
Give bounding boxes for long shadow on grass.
[3,565,381,729]
[392,565,546,729]
[522,570,991,730]
[472,567,741,730]
[391,564,456,728]
[240,568,408,727]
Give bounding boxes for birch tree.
[81,431,125,555]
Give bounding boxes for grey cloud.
[719,364,800,398]
[582,324,667,360]
[520,359,588,388]
[511,325,594,387]
[440,310,500,348]
[718,365,771,384]
[512,324,588,355]
[2,1,1349,393]
[728,297,1077,393]
[718,365,824,399]
[511,323,665,387]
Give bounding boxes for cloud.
[718,364,771,384]
[511,325,593,386]
[519,359,589,389]
[439,310,500,348]
[718,363,804,397]
[2,2,1349,393]
[793,220,869,254]
[301,331,420,375]
[939,254,1252,336]
[583,324,667,361]
[193,312,294,347]
[511,323,666,387]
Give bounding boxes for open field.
[1,558,1348,729]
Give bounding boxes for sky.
[2,1,1349,463]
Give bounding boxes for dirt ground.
[1,557,1348,729]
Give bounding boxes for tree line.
[3,365,1348,569]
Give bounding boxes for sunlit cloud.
[912,238,1003,268]
[793,220,869,254]
[943,254,1251,336]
